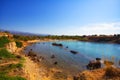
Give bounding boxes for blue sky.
[0,0,120,35]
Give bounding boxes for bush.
[0,36,10,48]
[8,63,23,69]
[0,49,15,58]
[15,41,23,48]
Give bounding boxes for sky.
[0,0,120,35]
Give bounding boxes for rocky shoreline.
[14,40,120,80]
[21,40,72,80]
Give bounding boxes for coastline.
[16,40,51,80]
[17,39,70,80]
[19,39,76,80]
[17,39,120,80]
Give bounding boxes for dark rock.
[0,57,3,60]
[70,50,78,54]
[16,55,22,59]
[52,43,63,47]
[28,51,36,57]
[73,76,79,80]
[119,60,120,66]
[54,61,58,65]
[96,58,101,61]
[86,60,101,70]
[51,55,55,58]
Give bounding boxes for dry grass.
[104,67,120,78]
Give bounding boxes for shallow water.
[25,41,120,75]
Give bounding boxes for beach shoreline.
[15,40,48,80]
[18,39,69,80]
[18,39,120,80]
[20,39,80,80]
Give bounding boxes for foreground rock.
[86,58,101,70]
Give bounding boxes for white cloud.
[43,22,120,35]
[75,22,120,35]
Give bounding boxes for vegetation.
[15,41,23,48]
[0,63,22,73]
[0,36,10,48]
[0,31,120,80]
[0,75,26,80]
[0,49,15,58]
[105,67,120,78]
[13,35,40,41]
[8,63,23,69]
[0,63,25,80]
[13,33,120,44]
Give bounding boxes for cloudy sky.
[0,0,120,35]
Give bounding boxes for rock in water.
[51,55,55,58]
[52,43,63,47]
[70,50,78,54]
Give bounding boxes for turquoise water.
[25,41,120,75]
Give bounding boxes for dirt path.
[0,61,19,66]
[16,40,52,80]
[23,56,43,80]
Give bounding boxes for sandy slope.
[23,56,42,80]
[17,40,51,80]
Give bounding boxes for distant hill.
[0,29,49,36]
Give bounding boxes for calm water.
[25,41,120,75]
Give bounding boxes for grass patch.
[0,63,23,73]
[15,41,23,48]
[0,63,25,80]
[0,49,15,58]
[0,75,26,80]
[8,63,23,69]
[19,57,25,64]
[0,36,10,48]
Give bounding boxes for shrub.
[15,63,23,68]
[8,63,23,69]
[0,36,10,48]
[0,49,15,58]
[15,41,23,48]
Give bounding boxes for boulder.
[86,60,101,70]
[96,58,101,61]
